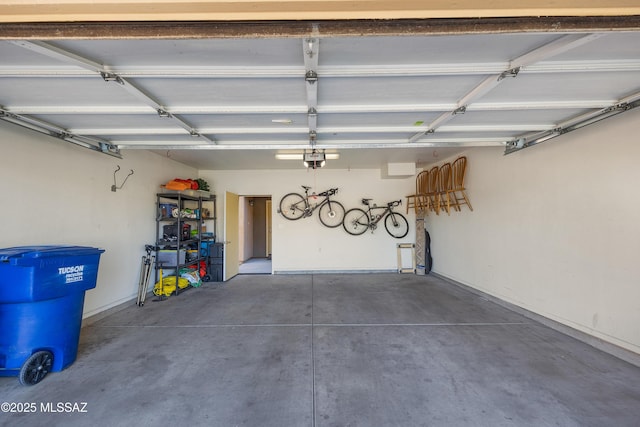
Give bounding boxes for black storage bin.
[163,223,191,240]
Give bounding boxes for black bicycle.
[279,185,346,228]
[343,198,409,238]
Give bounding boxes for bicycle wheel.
[318,200,346,228]
[343,208,370,235]
[279,193,306,220]
[384,211,409,238]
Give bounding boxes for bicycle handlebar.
[318,187,338,197]
[387,200,402,208]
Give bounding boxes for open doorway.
[238,195,272,274]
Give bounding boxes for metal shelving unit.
[155,191,216,296]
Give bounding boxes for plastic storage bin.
[157,249,186,265]
[158,203,177,218]
[0,245,105,385]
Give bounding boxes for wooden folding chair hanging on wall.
[426,166,440,215]
[452,156,473,212]
[406,169,429,214]
[436,162,454,215]
[408,157,472,216]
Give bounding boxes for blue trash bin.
[0,245,105,385]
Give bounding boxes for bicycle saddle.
[361,198,372,205]
[301,185,311,191]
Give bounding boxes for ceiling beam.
[409,33,605,143]
[504,89,640,154]
[8,39,216,144]
[509,34,604,69]
[0,106,121,157]
[112,79,215,142]
[116,139,506,150]
[68,124,549,136]
[4,60,640,79]
[6,100,616,116]
[8,40,106,72]
[303,36,320,145]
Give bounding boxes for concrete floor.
[2,273,640,426]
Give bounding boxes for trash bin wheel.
[19,350,53,386]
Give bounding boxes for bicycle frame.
[279,186,345,228]
[343,198,408,238]
[300,187,336,217]
[304,188,323,214]
[364,201,401,229]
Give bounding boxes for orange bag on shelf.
[165,179,190,191]
[164,177,202,191]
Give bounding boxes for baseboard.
[431,272,640,368]
[274,269,397,275]
[81,294,142,327]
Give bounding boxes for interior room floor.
[238,257,272,274]
[2,273,639,426]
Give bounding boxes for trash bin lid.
[0,246,105,264]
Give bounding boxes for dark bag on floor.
[425,230,433,273]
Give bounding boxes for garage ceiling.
[1,22,639,170]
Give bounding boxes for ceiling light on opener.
[303,149,325,169]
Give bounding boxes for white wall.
[0,121,197,317]
[425,108,640,354]
[199,168,416,273]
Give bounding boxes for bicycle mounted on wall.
[343,198,409,238]
[278,185,346,228]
